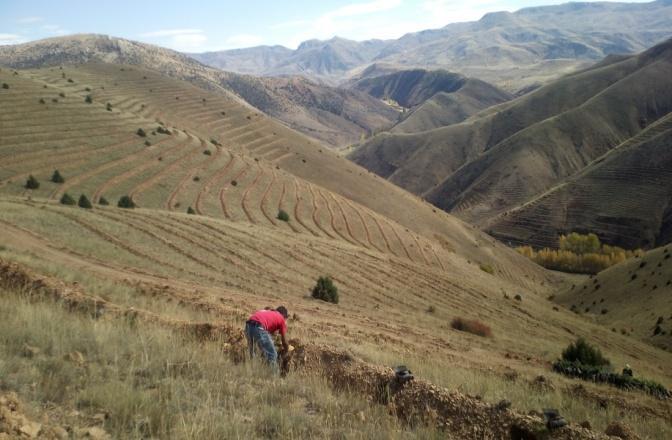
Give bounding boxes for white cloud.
[17,16,44,24]
[0,33,26,45]
[42,24,69,36]
[325,0,402,19]
[139,29,208,51]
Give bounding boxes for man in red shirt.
[245,306,289,374]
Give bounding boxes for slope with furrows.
[487,113,672,249]
[0,64,556,289]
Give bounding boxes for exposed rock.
[604,422,641,440]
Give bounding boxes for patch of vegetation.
[156,126,171,135]
[60,193,76,206]
[51,170,65,184]
[277,209,290,222]
[117,196,136,209]
[203,150,212,156]
[106,103,112,111]
[231,180,238,187]
[450,317,492,337]
[553,340,670,399]
[210,139,221,147]
[39,98,45,104]
[25,175,40,190]
[517,232,643,274]
[78,195,93,209]
[311,276,339,304]
[187,207,196,215]
[479,264,494,275]
[136,128,147,137]
[145,140,151,147]
[59,92,65,98]
[84,95,93,104]
[98,197,109,206]
[1,83,9,89]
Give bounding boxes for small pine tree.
[311,276,339,304]
[99,196,109,206]
[187,207,196,215]
[277,209,290,222]
[25,175,39,190]
[51,170,65,183]
[84,95,93,104]
[117,195,136,209]
[106,102,112,111]
[561,338,610,368]
[60,193,76,205]
[136,128,147,137]
[78,194,92,209]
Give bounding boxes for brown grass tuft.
[450,317,492,337]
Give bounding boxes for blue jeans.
[245,321,278,374]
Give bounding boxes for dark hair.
[276,306,288,319]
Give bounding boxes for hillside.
[351,38,672,249]
[191,1,672,90]
[0,34,397,148]
[555,245,672,351]
[487,113,672,250]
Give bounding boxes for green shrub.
[187,207,196,215]
[78,194,93,209]
[25,175,40,190]
[51,170,64,183]
[561,338,610,368]
[85,95,93,104]
[156,126,171,135]
[277,209,290,222]
[39,98,45,104]
[1,83,8,89]
[106,103,112,111]
[117,196,136,209]
[136,128,147,137]
[203,150,212,156]
[99,197,109,206]
[67,78,74,83]
[479,264,494,274]
[145,140,151,147]
[450,317,492,337]
[311,276,338,304]
[60,193,76,205]
[59,92,65,98]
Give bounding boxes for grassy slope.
[556,245,672,352]
[1,201,671,438]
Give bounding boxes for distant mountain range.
[351,37,672,249]
[191,0,672,91]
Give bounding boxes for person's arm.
[280,332,289,352]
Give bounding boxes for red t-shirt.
[249,310,287,335]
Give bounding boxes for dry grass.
[450,317,493,337]
[0,288,445,439]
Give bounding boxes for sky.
[1,0,654,52]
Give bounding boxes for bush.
[60,193,76,205]
[277,209,290,222]
[156,126,171,135]
[51,170,64,183]
[145,140,151,147]
[25,175,40,190]
[136,128,147,137]
[187,207,196,215]
[99,197,109,206]
[84,95,93,104]
[312,276,339,304]
[450,317,492,337]
[67,78,74,83]
[106,103,112,111]
[561,338,610,368]
[203,150,212,156]
[117,195,136,209]
[1,83,8,89]
[479,264,494,275]
[39,98,45,104]
[78,194,92,209]
[59,92,65,98]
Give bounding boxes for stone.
[19,422,42,438]
[605,422,641,440]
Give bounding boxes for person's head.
[276,306,288,319]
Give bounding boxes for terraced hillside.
[0,63,554,290]
[487,113,672,249]
[352,38,672,249]
[556,245,672,351]
[1,199,671,438]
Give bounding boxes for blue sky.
[1,0,654,52]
